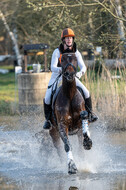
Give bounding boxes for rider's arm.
[76,50,87,74]
[51,49,62,73]
[75,50,87,78]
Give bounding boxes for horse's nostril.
[64,72,69,76]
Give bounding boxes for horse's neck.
[62,78,77,100]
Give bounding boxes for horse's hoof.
[68,159,78,174]
[83,133,92,150]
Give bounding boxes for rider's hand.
[76,71,82,79]
[58,67,62,74]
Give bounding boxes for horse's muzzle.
[64,71,76,82]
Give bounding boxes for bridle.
[63,62,77,73]
[62,61,78,81]
[47,57,77,98]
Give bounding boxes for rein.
[48,73,62,104]
[48,73,62,90]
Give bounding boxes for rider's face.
[64,37,73,47]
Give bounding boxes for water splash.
[0,116,126,190]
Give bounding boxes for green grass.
[0,65,14,70]
[0,72,17,115]
[0,72,15,101]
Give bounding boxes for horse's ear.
[61,53,67,63]
[61,55,66,67]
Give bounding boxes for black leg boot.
[43,101,52,130]
[85,96,98,123]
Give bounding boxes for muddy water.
[0,116,126,190]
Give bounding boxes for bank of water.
[0,115,126,190]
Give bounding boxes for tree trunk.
[88,12,94,40]
[0,10,22,66]
[114,0,125,41]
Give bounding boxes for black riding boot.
[43,101,52,130]
[85,97,98,123]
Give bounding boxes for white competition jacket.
[48,43,87,87]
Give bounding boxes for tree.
[0,10,22,65]
[0,0,126,63]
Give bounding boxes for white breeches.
[45,73,90,105]
[75,77,90,99]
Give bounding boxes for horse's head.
[61,53,78,82]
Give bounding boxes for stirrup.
[88,113,98,123]
[43,120,51,129]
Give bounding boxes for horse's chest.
[68,119,81,135]
[67,113,81,132]
[66,115,72,126]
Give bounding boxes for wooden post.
[44,49,48,71]
[23,55,27,73]
[22,50,28,73]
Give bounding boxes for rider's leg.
[43,73,62,129]
[43,88,52,129]
[75,78,98,122]
[43,102,52,129]
[85,96,98,122]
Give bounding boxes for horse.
[48,53,92,174]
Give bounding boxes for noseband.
[64,62,77,73]
[62,62,77,81]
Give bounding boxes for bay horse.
[49,53,92,174]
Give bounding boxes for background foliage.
[0,0,126,64]
[0,0,126,128]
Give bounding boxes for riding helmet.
[61,28,75,40]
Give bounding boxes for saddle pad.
[77,86,85,101]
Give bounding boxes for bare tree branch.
[94,0,126,22]
[26,0,98,9]
[26,0,126,22]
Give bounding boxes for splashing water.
[0,116,126,190]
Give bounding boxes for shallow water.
[0,116,126,190]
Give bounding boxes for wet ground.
[0,115,126,190]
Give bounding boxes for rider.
[43,28,98,129]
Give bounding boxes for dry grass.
[82,61,126,130]
[0,63,126,129]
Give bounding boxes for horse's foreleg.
[80,111,92,150]
[49,128,63,162]
[58,123,77,174]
